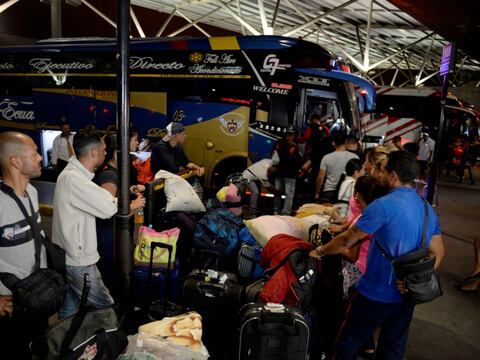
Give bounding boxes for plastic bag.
[119,333,209,360]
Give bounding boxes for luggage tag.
[265,303,285,313]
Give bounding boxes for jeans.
[59,264,114,319]
[273,177,296,215]
[246,180,261,215]
[335,292,415,360]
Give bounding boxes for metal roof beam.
[175,9,210,36]
[81,0,116,29]
[282,0,358,37]
[0,0,19,14]
[270,0,281,29]
[257,0,272,35]
[363,0,374,69]
[168,5,221,36]
[366,32,434,71]
[155,8,176,37]
[214,0,260,35]
[130,6,146,37]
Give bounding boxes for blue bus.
[0,35,375,186]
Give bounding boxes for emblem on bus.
[261,54,291,76]
[189,52,204,63]
[219,115,245,136]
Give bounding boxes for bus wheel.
[211,157,248,191]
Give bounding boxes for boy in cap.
[150,122,204,177]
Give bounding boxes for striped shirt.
[0,183,47,295]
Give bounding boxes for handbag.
[33,274,127,359]
[134,226,180,268]
[0,184,67,323]
[375,200,443,304]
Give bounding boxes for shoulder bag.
[0,184,67,323]
[375,200,443,304]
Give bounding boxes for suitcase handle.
[198,282,227,296]
[146,242,174,314]
[199,250,219,271]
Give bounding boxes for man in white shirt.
[315,132,359,203]
[242,158,275,217]
[418,132,435,179]
[52,129,118,319]
[51,122,75,174]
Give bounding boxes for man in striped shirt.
[0,131,47,359]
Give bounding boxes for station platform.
[37,167,480,359]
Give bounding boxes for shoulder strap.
[0,183,43,272]
[375,199,429,260]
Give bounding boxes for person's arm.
[310,225,368,259]
[315,168,326,199]
[341,242,362,263]
[186,162,205,176]
[69,176,118,219]
[429,234,445,269]
[100,182,117,197]
[0,295,13,318]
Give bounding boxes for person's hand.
[134,184,145,194]
[309,249,321,259]
[328,223,345,234]
[130,194,146,212]
[396,279,408,294]
[0,295,13,317]
[314,194,320,201]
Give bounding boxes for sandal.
[455,284,480,293]
[463,272,480,282]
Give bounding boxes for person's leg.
[335,292,393,360]
[273,178,283,214]
[247,180,260,216]
[85,264,115,309]
[375,302,415,360]
[282,178,296,215]
[59,264,114,319]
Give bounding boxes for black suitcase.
[238,303,309,360]
[183,251,245,359]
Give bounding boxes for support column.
[51,0,61,38]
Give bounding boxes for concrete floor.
[38,168,480,360]
[404,171,480,360]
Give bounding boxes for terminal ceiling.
[0,0,479,87]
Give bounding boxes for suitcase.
[183,251,245,359]
[132,261,180,306]
[238,303,309,360]
[133,241,182,321]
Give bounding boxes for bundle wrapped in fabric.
[139,311,204,353]
[244,214,330,247]
[295,203,342,222]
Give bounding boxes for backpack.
[193,208,244,270]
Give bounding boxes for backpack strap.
[0,183,44,287]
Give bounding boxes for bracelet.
[129,185,137,194]
[316,245,325,257]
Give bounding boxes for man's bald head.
[0,131,33,169]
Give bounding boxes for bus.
[360,87,480,147]
[0,36,375,187]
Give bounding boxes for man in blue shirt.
[311,150,445,360]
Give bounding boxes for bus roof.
[0,35,332,55]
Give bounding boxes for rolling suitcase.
[238,303,309,360]
[134,241,182,321]
[183,251,245,359]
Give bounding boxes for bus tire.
[210,156,248,191]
